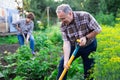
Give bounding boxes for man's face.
[57,11,73,25]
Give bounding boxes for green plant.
[67,58,84,80]
[3,24,120,79]
[90,24,120,80]
[95,12,115,26]
[0,35,18,45]
[13,76,24,80]
[14,27,62,79]
[15,45,60,79]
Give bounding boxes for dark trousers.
[57,39,97,80]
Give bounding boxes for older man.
[56,4,102,80]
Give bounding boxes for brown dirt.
[0,43,19,55]
[0,44,19,79]
[0,43,19,66]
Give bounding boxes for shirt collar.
[73,11,79,24]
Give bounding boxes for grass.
[0,35,18,45]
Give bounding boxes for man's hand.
[79,36,87,46]
[64,62,70,70]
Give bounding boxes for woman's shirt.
[12,19,34,35]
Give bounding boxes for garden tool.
[22,32,28,45]
[59,39,80,80]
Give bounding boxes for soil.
[0,43,19,66]
[0,44,19,80]
[0,43,19,55]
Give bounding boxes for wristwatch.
[85,36,88,41]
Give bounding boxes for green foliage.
[90,23,120,80]
[105,0,120,17]
[0,26,63,79]
[84,0,100,14]
[95,12,115,26]
[116,9,120,22]
[99,0,107,13]
[4,52,17,64]
[84,0,120,17]
[16,46,32,60]
[36,21,45,30]
[0,63,16,80]
[60,0,85,11]
[46,26,62,44]
[14,33,61,79]
[25,0,59,28]
[0,52,17,79]
[67,58,84,80]
[1,23,120,79]
[34,26,62,51]
[0,35,18,45]
[13,76,24,80]
[2,68,12,80]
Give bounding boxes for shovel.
[22,32,36,56]
[22,32,28,45]
[59,39,80,80]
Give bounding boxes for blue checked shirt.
[12,19,34,35]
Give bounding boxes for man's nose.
[62,20,64,23]
[62,20,66,23]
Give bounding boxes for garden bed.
[0,43,19,55]
[0,43,19,80]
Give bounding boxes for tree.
[105,0,120,17]
[84,0,100,15]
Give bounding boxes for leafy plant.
[90,23,120,80]
[0,35,18,45]
[95,12,115,26]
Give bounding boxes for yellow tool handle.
[67,55,75,67]
[59,39,80,80]
[59,55,75,80]
[76,39,80,43]
[22,32,26,40]
[22,32,28,45]
[59,68,67,80]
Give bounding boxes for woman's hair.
[26,12,35,20]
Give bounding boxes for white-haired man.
[56,4,102,80]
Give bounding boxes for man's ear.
[69,12,72,15]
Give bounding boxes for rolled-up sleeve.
[12,20,21,27]
[61,31,69,41]
[88,13,102,33]
[61,26,69,41]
